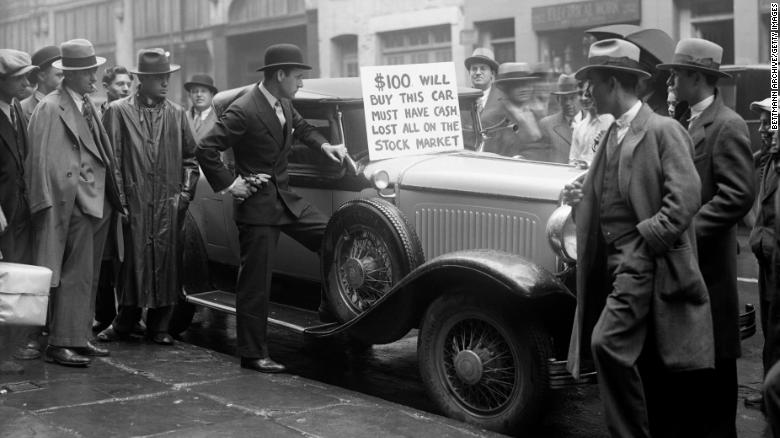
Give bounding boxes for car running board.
[185,290,340,335]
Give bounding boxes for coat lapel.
[688,95,720,154]
[251,85,284,146]
[0,111,20,169]
[551,113,572,144]
[617,104,650,198]
[57,87,103,162]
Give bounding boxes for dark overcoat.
[689,95,755,359]
[26,86,124,286]
[196,83,327,225]
[102,95,199,308]
[0,100,31,262]
[567,103,714,378]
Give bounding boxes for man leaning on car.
[196,44,347,374]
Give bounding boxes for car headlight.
[546,205,577,263]
[371,170,390,190]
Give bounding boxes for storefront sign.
[360,62,463,161]
[532,0,641,32]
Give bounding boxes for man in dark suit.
[539,74,580,163]
[564,39,713,438]
[0,49,37,373]
[185,74,218,143]
[19,46,61,122]
[658,38,755,437]
[197,44,346,373]
[27,39,125,367]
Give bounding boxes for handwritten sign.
[360,62,463,161]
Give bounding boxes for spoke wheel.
[333,225,395,313]
[419,293,551,435]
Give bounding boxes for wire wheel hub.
[454,349,484,385]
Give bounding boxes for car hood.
[361,151,587,202]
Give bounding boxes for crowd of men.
[1,26,780,437]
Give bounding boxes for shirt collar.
[615,100,642,129]
[65,86,85,112]
[34,90,46,101]
[259,82,280,108]
[690,94,715,120]
[192,105,213,120]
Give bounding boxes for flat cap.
[750,97,772,113]
[0,49,37,78]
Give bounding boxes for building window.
[476,19,515,63]
[380,25,452,65]
[686,0,735,64]
[332,34,358,77]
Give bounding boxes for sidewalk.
[0,340,502,437]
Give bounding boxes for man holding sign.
[196,44,346,374]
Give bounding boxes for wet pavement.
[0,231,773,437]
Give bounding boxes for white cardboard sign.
[360,62,463,161]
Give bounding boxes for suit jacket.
[186,106,217,143]
[539,111,573,164]
[0,100,31,261]
[26,85,124,286]
[567,103,714,378]
[197,83,327,225]
[19,92,41,125]
[689,95,755,359]
[479,86,505,129]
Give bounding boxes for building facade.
[0,0,770,104]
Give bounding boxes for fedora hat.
[130,48,180,75]
[575,38,651,80]
[465,47,499,72]
[751,97,772,114]
[31,45,61,69]
[256,44,311,71]
[551,74,578,95]
[493,62,540,90]
[184,74,217,94]
[657,38,731,78]
[0,49,37,78]
[52,39,105,71]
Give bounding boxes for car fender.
[307,249,575,345]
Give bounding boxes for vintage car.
[175,77,753,435]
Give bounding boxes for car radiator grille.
[414,206,538,260]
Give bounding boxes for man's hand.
[0,205,6,234]
[561,180,584,206]
[227,175,260,202]
[322,143,347,163]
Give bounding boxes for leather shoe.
[240,357,286,373]
[44,346,91,367]
[12,346,40,360]
[75,341,110,357]
[96,326,132,342]
[149,333,174,345]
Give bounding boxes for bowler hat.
[256,44,311,71]
[0,49,37,78]
[129,48,180,75]
[31,45,61,69]
[575,39,651,80]
[657,38,731,78]
[465,48,499,72]
[551,74,578,95]
[751,97,772,114]
[184,74,217,94]
[52,39,106,71]
[493,62,539,90]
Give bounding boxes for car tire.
[418,293,552,435]
[321,198,424,324]
[169,212,212,336]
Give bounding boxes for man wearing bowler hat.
[20,45,61,121]
[539,73,580,163]
[27,38,124,367]
[97,48,199,346]
[563,38,713,437]
[658,38,755,437]
[184,74,218,143]
[197,43,346,373]
[0,49,37,373]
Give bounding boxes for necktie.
[82,95,100,141]
[192,109,202,132]
[605,122,619,163]
[9,107,16,134]
[274,100,286,128]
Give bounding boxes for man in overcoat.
[539,74,580,163]
[658,38,755,437]
[0,49,37,373]
[563,38,713,438]
[97,49,199,346]
[197,44,346,373]
[27,39,124,367]
[185,74,218,143]
[19,46,61,122]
